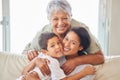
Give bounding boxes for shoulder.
[71,18,89,29]
[34,24,52,38]
[41,24,52,32]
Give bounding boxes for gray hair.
[46,0,72,19]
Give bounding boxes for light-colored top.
[24,19,101,54]
[59,56,95,80]
[17,52,66,80]
[35,53,66,80]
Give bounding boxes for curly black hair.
[38,32,58,50]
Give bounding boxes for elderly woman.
[23,0,104,76]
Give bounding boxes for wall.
[109,0,120,55]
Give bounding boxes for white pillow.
[0,52,29,80]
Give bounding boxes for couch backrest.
[0,52,29,80]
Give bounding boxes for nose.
[55,44,60,49]
[64,41,70,47]
[58,19,64,26]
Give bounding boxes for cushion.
[0,52,29,80]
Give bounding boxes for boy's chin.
[54,55,63,58]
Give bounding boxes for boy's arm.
[22,57,51,76]
[22,58,37,75]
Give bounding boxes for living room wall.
[108,0,120,55]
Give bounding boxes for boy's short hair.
[38,32,58,50]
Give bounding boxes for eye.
[63,17,68,20]
[71,41,77,45]
[50,44,55,48]
[62,17,68,21]
[71,42,76,45]
[53,18,58,21]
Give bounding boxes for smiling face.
[50,11,71,35]
[63,31,83,58]
[47,36,63,58]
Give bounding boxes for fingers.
[27,50,39,61]
[62,66,70,75]
[38,59,51,76]
[24,71,40,80]
[40,65,51,76]
[92,66,96,73]
[22,75,26,80]
[65,69,72,75]
[61,63,73,75]
[36,58,51,76]
[89,66,96,72]
[84,65,96,75]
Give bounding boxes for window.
[0,0,2,51]
[69,0,99,38]
[10,0,50,53]
[0,26,2,51]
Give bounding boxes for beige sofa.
[0,51,120,80]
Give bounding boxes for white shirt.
[35,53,66,80]
[59,56,95,80]
[17,52,66,80]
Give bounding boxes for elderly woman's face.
[50,11,71,35]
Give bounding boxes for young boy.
[17,32,95,80]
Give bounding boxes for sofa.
[0,51,120,80]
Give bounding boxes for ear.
[40,49,48,54]
[79,46,83,51]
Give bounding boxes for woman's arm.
[62,50,104,74]
[74,50,104,65]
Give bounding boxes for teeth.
[64,48,70,52]
[56,50,62,54]
[57,26,65,30]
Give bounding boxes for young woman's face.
[47,36,63,58]
[50,11,71,35]
[63,31,83,57]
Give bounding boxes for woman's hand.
[27,50,39,61]
[61,59,76,75]
[35,57,51,76]
[82,65,96,75]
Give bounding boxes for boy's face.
[63,31,83,57]
[46,36,63,58]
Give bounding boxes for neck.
[52,30,66,41]
[58,34,65,41]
